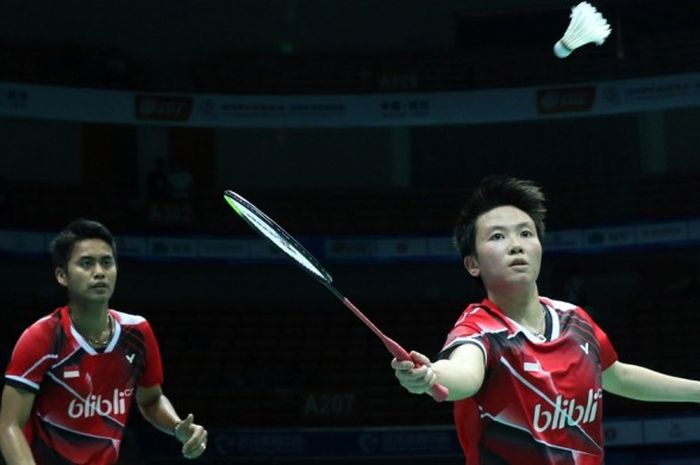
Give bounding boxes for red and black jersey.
[438,297,618,465]
[4,306,164,465]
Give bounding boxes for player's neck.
[487,286,541,326]
[68,302,110,335]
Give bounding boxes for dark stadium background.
[2,1,700,464]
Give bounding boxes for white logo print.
[68,388,133,418]
[580,342,590,354]
[125,353,136,363]
[533,388,602,432]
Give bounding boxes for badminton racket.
[223,190,448,402]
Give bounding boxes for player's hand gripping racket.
[224,190,448,402]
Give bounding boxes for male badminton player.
[0,219,208,464]
[392,175,700,465]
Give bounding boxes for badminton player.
[0,219,207,464]
[392,175,700,465]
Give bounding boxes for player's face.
[56,239,117,304]
[465,206,542,292]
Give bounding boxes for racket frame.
[223,190,448,401]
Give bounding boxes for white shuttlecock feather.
[554,2,611,58]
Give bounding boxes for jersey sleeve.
[138,320,164,388]
[4,320,57,393]
[579,307,618,369]
[437,306,492,366]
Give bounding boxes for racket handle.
[408,357,449,402]
[429,383,449,402]
[337,297,450,402]
[385,339,449,402]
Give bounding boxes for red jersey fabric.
[438,297,618,465]
[4,306,164,465]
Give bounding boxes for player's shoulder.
[540,296,582,311]
[540,296,593,320]
[454,302,508,331]
[112,309,149,327]
[13,308,64,350]
[23,308,63,336]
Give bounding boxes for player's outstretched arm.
[0,385,37,465]
[391,344,485,402]
[603,361,700,403]
[136,385,208,459]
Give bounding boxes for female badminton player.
[392,175,700,465]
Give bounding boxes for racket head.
[223,190,333,284]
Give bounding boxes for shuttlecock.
[554,2,611,58]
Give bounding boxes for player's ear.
[55,267,68,287]
[464,255,480,277]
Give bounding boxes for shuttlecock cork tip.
[553,1,611,59]
[554,40,573,58]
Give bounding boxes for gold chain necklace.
[74,314,114,347]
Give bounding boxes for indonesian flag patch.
[63,365,80,379]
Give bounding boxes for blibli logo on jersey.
[533,388,602,432]
[68,388,133,418]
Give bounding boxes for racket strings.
[225,193,330,283]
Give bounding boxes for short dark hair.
[49,219,117,269]
[453,175,546,258]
